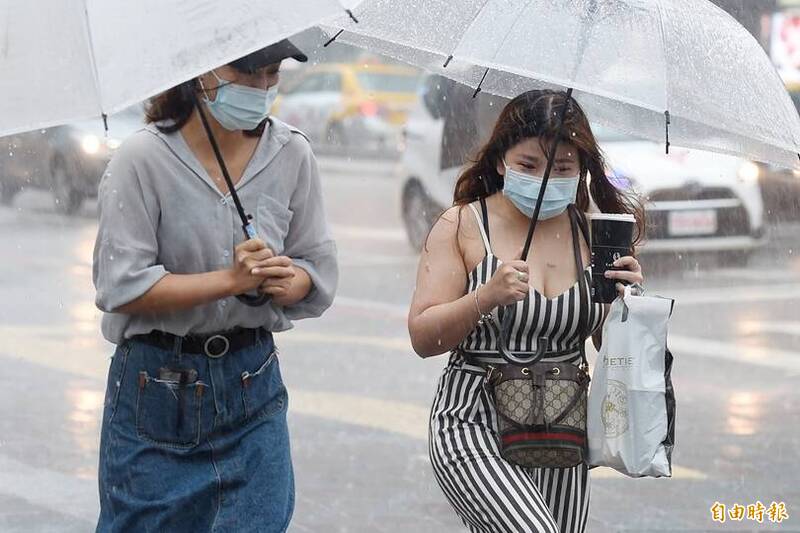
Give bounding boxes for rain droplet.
[437,339,442,346]
[109,255,114,261]
[117,202,124,210]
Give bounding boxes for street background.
[0,155,798,531]
[2,1,800,532]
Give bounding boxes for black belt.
[132,327,270,358]
[460,348,581,367]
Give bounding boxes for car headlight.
[81,134,101,155]
[737,161,760,184]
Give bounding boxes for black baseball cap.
[229,39,308,73]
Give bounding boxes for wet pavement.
[0,156,798,532]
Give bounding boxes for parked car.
[752,80,800,223]
[400,75,767,265]
[272,61,421,155]
[0,104,144,214]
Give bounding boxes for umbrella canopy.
[0,0,358,136]
[325,0,800,169]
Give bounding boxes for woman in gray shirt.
[92,40,337,533]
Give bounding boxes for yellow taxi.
[273,61,420,154]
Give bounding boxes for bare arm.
[408,207,480,357]
[408,206,528,358]
[116,239,274,315]
[116,270,236,315]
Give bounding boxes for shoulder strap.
[467,200,492,256]
[568,204,591,368]
[479,197,491,245]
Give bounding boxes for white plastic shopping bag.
[587,286,675,477]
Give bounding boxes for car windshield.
[355,72,420,92]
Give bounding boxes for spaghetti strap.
[467,202,492,256]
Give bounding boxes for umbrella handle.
[520,88,574,261]
[189,82,273,307]
[235,220,273,307]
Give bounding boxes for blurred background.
[1,1,798,531]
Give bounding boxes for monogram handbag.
[482,205,593,469]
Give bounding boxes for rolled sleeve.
[282,145,339,320]
[93,148,168,313]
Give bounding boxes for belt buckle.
[204,334,230,358]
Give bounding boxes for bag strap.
[568,205,591,370]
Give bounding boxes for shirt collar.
[145,117,293,197]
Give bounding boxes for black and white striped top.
[458,202,606,365]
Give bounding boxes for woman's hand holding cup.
[603,255,644,298]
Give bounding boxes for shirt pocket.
[256,194,293,255]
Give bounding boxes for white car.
[400,75,767,264]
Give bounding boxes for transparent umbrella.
[0,0,361,306]
[324,0,800,169]
[0,0,359,136]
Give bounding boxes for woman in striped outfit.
[408,90,645,533]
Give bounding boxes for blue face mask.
[202,70,278,131]
[502,160,580,220]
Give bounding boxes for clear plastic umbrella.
[324,0,800,169]
[0,0,359,136]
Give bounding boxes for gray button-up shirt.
[92,118,338,344]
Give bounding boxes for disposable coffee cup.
[590,213,636,303]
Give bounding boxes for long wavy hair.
[450,89,644,246]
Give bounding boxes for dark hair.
[451,89,645,246]
[144,79,265,136]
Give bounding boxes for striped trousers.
[429,360,590,533]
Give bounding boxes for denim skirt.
[96,330,293,532]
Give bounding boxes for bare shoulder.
[426,205,463,247]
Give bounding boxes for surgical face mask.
[502,160,580,220]
[201,70,277,131]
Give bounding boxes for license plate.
[668,209,718,236]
